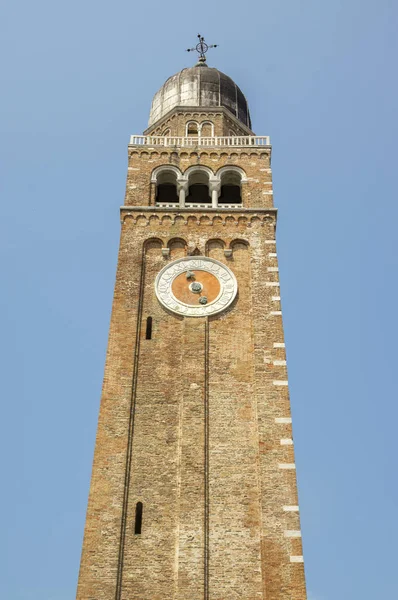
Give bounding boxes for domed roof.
[148,62,252,129]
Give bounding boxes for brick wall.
[76,110,307,600]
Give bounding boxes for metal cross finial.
[187,34,218,62]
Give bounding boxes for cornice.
[120,206,278,227]
[120,206,277,214]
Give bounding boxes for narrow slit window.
[145,317,152,340]
[134,502,143,535]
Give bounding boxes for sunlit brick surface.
[76,108,307,600]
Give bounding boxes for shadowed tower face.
[76,51,308,600]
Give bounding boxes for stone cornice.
[120,206,278,227]
[120,206,277,214]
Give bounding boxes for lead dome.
[148,62,252,129]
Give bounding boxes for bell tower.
[76,44,308,600]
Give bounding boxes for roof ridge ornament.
[187,34,218,65]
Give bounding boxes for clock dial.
[171,270,221,306]
[155,257,237,317]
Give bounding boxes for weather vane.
[187,34,218,62]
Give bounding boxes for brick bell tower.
[76,43,308,600]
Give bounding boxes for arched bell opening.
[186,121,199,136]
[186,170,211,205]
[219,171,242,205]
[156,170,179,203]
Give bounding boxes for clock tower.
[76,47,308,600]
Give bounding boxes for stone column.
[177,178,189,208]
[209,179,221,209]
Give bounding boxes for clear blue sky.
[1,1,397,598]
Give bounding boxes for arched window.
[200,122,213,137]
[219,170,242,205]
[156,170,178,203]
[186,121,199,136]
[134,502,143,535]
[186,170,211,204]
[162,128,171,136]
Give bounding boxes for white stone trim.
[273,360,286,366]
[279,463,296,470]
[270,311,282,316]
[283,505,299,512]
[284,530,301,538]
[183,164,214,179]
[264,240,276,244]
[185,120,200,136]
[271,296,281,301]
[267,267,279,272]
[275,417,292,424]
[280,438,293,445]
[268,252,277,257]
[290,556,304,563]
[273,342,285,348]
[273,380,288,386]
[198,120,215,137]
[151,164,183,183]
[216,165,248,183]
[265,282,280,287]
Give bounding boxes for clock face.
[155,257,238,317]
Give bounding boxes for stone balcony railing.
[129,135,271,148]
[155,202,242,209]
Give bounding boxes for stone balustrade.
[129,135,271,147]
[154,202,242,209]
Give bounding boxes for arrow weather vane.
[187,34,218,62]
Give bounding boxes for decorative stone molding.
[216,165,248,182]
[150,164,182,183]
[121,208,277,228]
[132,149,270,161]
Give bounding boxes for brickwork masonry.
[76,110,307,600]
